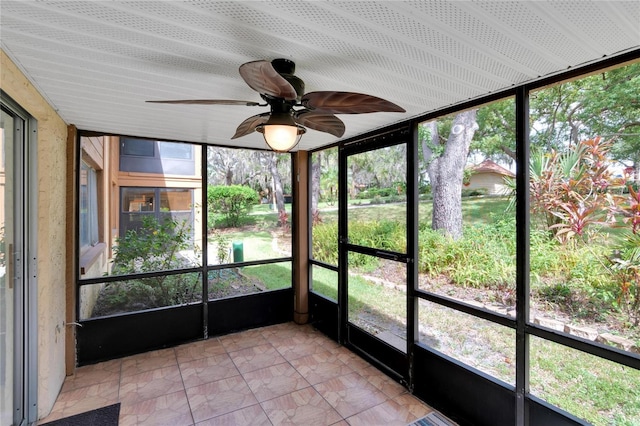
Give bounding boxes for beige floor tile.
[44,322,444,426]
[228,343,287,374]
[313,371,387,418]
[243,361,310,402]
[39,379,119,422]
[175,338,226,363]
[179,352,240,389]
[391,393,433,420]
[260,387,342,425]
[119,390,193,426]
[60,359,122,392]
[289,350,354,385]
[270,330,338,360]
[219,329,269,352]
[119,365,184,404]
[334,346,373,372]
[195,404,271,426]
[121,348,177,376]
[186,375,258,423]
[346,393,432,426]
[356,364,407,398]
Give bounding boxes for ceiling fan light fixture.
[256,112,306,152]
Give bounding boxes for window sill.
[79,242,107,275]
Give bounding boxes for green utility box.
[232,241,244,263]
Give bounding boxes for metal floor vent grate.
[408,411,457,426]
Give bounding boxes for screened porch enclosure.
[75,53,640,426]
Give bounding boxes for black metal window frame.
[308,49,640,424]
[76,142,294,326]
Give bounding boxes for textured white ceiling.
[1,1,639,151]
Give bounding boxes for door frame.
[337,125,415,384]
[1,91,39,426]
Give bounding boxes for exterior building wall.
[1,50,69,418]
[466,172,511,195]
[115,142,203,253]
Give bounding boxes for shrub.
[208,185,259,228]
[608,231,640,325]
[461,188,487,197]
[312,221,338,265]
[112,215,193,274]
[106,216,201,312]
[312,219,405,269]
[418,220,515,290]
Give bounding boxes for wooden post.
[292,151,309,324]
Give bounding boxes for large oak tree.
[422,110,479,239]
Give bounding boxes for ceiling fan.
[147,58,405,151]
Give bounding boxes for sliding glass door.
[1,97,37,426]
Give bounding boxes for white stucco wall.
[1,50,68,419]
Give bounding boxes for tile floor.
[38,322,439,425]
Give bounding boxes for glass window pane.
[418,99,516,311]
[348,254,406,352]
[79,162,99,248]
[347,145,406,253]
[311,147,338,266]
[80,272,202,319]
[0,108,15,425]
[121,138,154,157]
[311,265,338,302]
[114,189,200,275]
[418,299,515,384]
[158,141,192,159]
[530,335,640,425]
[160,188,192,212]
[207,261,291,301]
[206,147,291,265]
[122,188,154,212]
[528,63,640,355]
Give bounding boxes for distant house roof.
[470,160,515,177]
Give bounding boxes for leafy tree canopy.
[471,62,640,171]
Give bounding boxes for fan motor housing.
[272,59,305,99]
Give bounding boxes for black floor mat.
[39,403,120,426]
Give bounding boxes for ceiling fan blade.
[232,113,270,139]
[294,110,345,137]
[146,99,261,106]
[301,91,405,114]
[239,60,298,100]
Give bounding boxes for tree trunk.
[311,152,321,218]
[267,153,285,213]
[428,110,478,240]
[225,168,233,186]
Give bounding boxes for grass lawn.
[214,230,285,262]
[313,195,513,225]
[242,262,292,291]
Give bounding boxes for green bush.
[104,216,201,313]
[208,185,259,228]
[312,219,405,269]
[461,188,488,197]
[418,220,515,289]
[356,187,397,200]
[312,221,338,265]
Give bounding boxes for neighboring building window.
[120,187,194,238]
[158,141,193,159]
[79,162,99,249]
[120,138,195,175]
[121,138,155,157]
